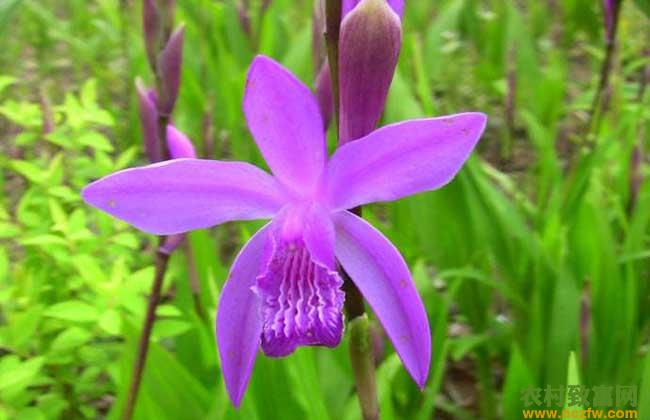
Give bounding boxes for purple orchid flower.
[82,56,487,406]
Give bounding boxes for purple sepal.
[338,0,402,143]
[157,25,185,116]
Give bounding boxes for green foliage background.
[1,0,649,419]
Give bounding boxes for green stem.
[348,315,379,420]
[587,0,623,139]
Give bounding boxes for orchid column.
[325,0,403,418]
[123,1,185,419]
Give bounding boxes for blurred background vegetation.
[1,0,650,419]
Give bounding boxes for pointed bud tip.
[157,25,185,115]
[343,0,402,27]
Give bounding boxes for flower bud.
[338,0,402,143]
[315,62,333,129]
[136,79,162,162]
[157,25,185,116]
[143,0,162,70]
[167,125,197,159]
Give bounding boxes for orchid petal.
[166,125,196,158]
[270,204,335,268]
[217,224,270,407]
[244,56,326,194]
[82,159,286,235]
[343,0,404,19]
[326,113,487,210]
[333,210,430,387]
[303,204,336,268]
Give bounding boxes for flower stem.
[341,212,379,420]
[324,2,380,412]
[122,248,170,420]
[588,1,623,130]
[348,314,379,420]
[325,0,342,133]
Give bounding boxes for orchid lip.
[253,227,345,358]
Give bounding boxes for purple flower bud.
[167,125,197,159]
[603,0,616,43]
[143,0,162,70]
[338,0,402,144]
[315,62,333,129]
[136,79,162,162]
[343,0,404,19]
[157,25,184,116]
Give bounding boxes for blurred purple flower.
[136,81,161,162]
[136,80,196,254]
[136,80,195,162]
[82,56,487,406]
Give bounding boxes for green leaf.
[9,160,47,184]
[49,327,92,352]
[634,0,650,18]
[563,352,582,411]
[98,309,121,335]
[44,300,99,322]
[0,76,16,95]
[640,351,650,419]
[0,356,45,392]
[77,131,114,152]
